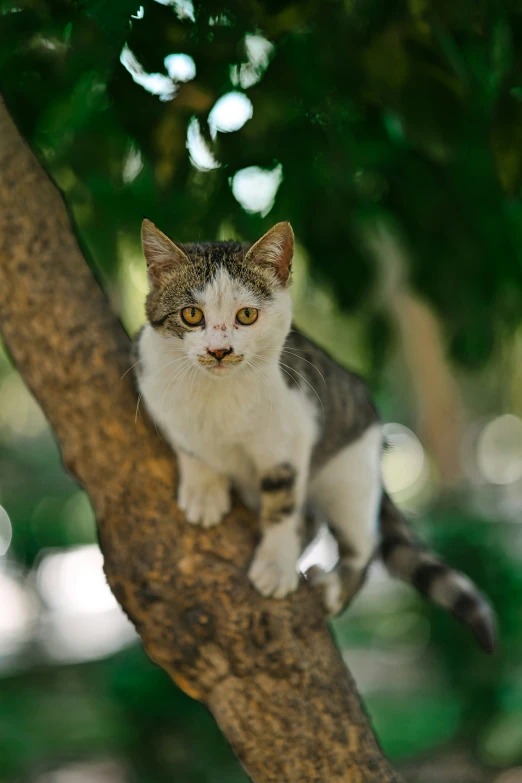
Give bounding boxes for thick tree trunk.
[0,97,402,783]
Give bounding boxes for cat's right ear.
[245,222,294,286]
[141,219,189,287]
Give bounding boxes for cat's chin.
[205,362,242,378]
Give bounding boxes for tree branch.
[0,97,402,783]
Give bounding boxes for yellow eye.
[236,307,258,326]
[181,306,205,326]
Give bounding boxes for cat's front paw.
[178,472,231,528]
[248,532,300,599]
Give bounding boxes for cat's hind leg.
[308,424,383,614]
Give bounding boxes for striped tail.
[379,493,495,654]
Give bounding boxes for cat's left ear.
[142,219,189,287]
[245,222,294,285]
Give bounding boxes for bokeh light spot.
[122,144,143,184]
[35,546,136,662]
[231,34,274,89]
[208,91,253,137]
[231,163,283,216]
[382,423,427,498]
[154,0,195,21]
[164,53,196,82]
[36,761,130,783]
[477,414,522,485]
[120,44,177,102]
[37,545,118,615]
[0,373,47,439]
[0,570,35,656]
[186,117,220,171]
[0,505,13,556]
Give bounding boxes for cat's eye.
[236,307,258,326]
[181,306,205,326]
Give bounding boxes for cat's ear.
[245,222,294,285]
[141,219,189,287]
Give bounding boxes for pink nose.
[208,347,233,361]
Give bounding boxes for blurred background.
[1,0,522,780]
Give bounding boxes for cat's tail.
[379,493,495,654]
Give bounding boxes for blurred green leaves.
[2,0,522,366]
[0,646,248,782]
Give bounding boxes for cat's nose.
[208,347,233,361]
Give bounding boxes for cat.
[133,219,495,653]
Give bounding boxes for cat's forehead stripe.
[196,267,264,310]
[182,241,274,301]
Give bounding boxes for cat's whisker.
[250,367,273,419]
[134,391,144,424]
[121,359,142,380]
[188,364,199,397]
[154,355,191,376]
[280,350,327,387]
[160,368,188,423]
[251,349,327,390]
[173,360,196,397]
[156,358,192,423]
[248,359,273,418]
[130,355,190,389]
[278,361,325,416]
[249,351,277,366]
[250,360,272,388]
[170,361,194,402]
[159,361,193,421]
[244,364,261,405]
[277,364,298,390]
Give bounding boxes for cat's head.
[141,220,294,377]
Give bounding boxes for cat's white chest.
[159,383,255,452]
[138,327,263,470]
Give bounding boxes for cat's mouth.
[197,354,244,375]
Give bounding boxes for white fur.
[308,425,383,613]
[310,424,382,570]
[177,450,231,527]
[248,518,302,598]
[137,268,381,599]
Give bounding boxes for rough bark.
[0,97,402,783]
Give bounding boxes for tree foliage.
[2,0,522,367]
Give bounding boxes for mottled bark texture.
[0,98,402,783]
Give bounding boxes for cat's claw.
[178,474,231,528]
[248,537,300,599]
